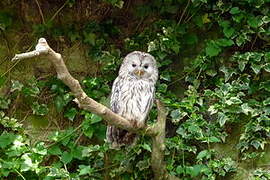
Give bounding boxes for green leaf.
[206,69,217,77]
[238,60,248,72]
[170,109,187,122]
[263,98,270,106]
[220,66,237,82]
[91,114,102,124]
[206,41,221,57]
[48,146,62,155]
[83,32,96,45]
[78,165,93,176]
[251,63,262,74]
[216,39,234,47]
[251,140,261,150]
[241,103,253,115]
[225,97,242,105]
[223,27,235,38]
[236,33,249,46]
[176,165,184,175]
[136,159,150,171]
[64,108,78,121]
[31,102,49,116]
[260,81,270,92]
[61,151,73,164]
[158,83,168,93]
[21,154,34,172]
[11,80,24,92]
[0,97,11,109]
[218,112,228,127]
[0,133,16,148]
[187,164,205,177]
[230,7,240,14]
[142,143,152,152]
[247,16,262,28]
[196,150,210,160]
[208,136,221,143]
[263,63,270,72]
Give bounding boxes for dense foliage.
[0,0,270,179]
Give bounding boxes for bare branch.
[12,38,179,180]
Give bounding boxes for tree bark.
[12,38,179,180]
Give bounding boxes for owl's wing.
[107,77,125,145]
[110,77,122,113]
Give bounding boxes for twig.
[34,0,45,24]
[49,0,69,22]
[178,0,191,25]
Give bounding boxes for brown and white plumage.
[106,51,158,147]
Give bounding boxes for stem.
[15,169,26,180]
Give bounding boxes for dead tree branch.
[12,38,179,180]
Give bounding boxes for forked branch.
[12,38,178,180]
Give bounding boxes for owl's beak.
[134,70,145,77]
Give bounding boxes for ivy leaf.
[61,151,73,164]
[241,103,253,115]
[170,109,187,123]
[223,27,235,38]
[251,140,261,150]
[238,60,248,72]
[229,7,240,14]
[220,66,237,82]
[236,33,249,46]
[0,133,16,148]
[208,136,221,143]
[158,83,168,93]
[90,114,102,124]
[31,102,49,116]
[78,165,93,176]
[247,16,262,28]
[263,63,270,72]
[216,39,234,47]
[225,97,242,105]
[0,97,11,109]
[64,108,78,121]
[136,159,150,171]
[263,98,270,106]
[218,112,228,127]
[11,80,24,92]
[260,81,270,92]
[186,165,205,177]
[48,146,62,155]
[251,63,262,74]
[206,69,217,77]
[206,41,221,57]
[142,143,152,152]
[83,32,96,46]
[196,150,210,161]
[21,154,34,172]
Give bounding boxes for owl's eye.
[132,64,136,67]
[144,65,149,69]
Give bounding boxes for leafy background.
[0,0,270,179]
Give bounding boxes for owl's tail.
[106,126,137,148]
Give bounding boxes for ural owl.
[106,51,158,147]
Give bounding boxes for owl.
[106,51,158,148]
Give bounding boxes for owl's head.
[119,51,158,82]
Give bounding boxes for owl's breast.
[118,79,155,123]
